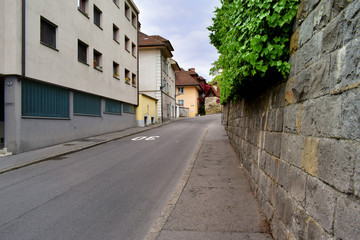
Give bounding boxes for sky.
[134,0,220,82]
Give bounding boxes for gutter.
[21,0,26,79]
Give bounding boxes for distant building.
[175,68,204,117]
[138,32,179,123]
[0,0,139,153]
[136,94,158,127]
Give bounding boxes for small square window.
[113,62,119,78]
[178,87,184,94]
[40,17,57,49]
[78,40,88,64]
[94,5,102,27]
[132,73,137,86]
[125,36,130,52]
[125,69,130,84]
[78,0,88,14]
[131,43,136,57]
[93,49,102,70]
[113,24,119,42]
[178,100,184,107]
[131,12,137,27]
[125,3,130,19]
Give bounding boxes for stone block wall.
[222,0,360,239]
[205,97,222,115]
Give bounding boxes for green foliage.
[208,0,300,103]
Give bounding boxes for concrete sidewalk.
[146,117,272,240]
[0,121,173,174]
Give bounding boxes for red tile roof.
[176,69,204,92]
[139,32,174,57]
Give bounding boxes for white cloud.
[135,0,220,81]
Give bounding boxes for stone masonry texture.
[222,0,360,239]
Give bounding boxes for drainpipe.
[21,0,26,79]
[160,85,163,123]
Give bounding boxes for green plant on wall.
[208,0,300,103]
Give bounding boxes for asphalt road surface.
[0,115,219,240]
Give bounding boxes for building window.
[94,5,102,28]
[78,0,88,14]
[131,12,137,27]
[93,50,102,70]
[162,57,169,74]
[178,100,184,107]
[78,40,88,64]
[105,99,122,115]
[125,36,130,52]
[177,87,184,94]
[40,17,57,49]
[113,24,119,42]
[123,103,135,114]
[22,80,69,118]
[132,73,137,86]
[125,3,130,19]
[131,42,136,57]
[113,62,119,78]
[73,91,101,116]
[125,69,130,84]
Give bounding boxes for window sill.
[113,39,120,44]
[113,76,120,80]
[78,9,90,19]
[74,113,101,117]
[132,85,137,88]
[125,49,130,53]
[113,2,120,8]
[104,111,122,116]
[125,81,130,85]
[22,116,70,120]
[78,59,89,66]
[94,66,103,72]
[40,42,59,52]
[94,23,103,30]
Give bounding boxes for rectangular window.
[113,62,119,78]
[177,87,184,94]
[22,80,69,118]
[73,91,101,116]
[123,103,135,114]
[125,3,130,19]
[94,5,102,28]
[178,100,184,107]
[78,0,88,14]
[125,69,130,84]
[125,36,130,52]
[131,42,136,57]
[131,12,137,27]
[40,17,57,49]
[93,49,102,70]
[113,24,119,42]
[132,73,137,86]
[78,40,88,64]
[105,99,122,114]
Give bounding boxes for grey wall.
[4,77,137,154]
[222,0,360,239]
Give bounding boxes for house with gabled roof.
[138,32,179,123]
[175,68,204,117]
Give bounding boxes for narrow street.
[0,116,217,240]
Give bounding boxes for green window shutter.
[22,79,69,118]
[105,99,122,114]
[73,91,101,116]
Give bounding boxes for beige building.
[138,32,180,123]
[0,0,139,153]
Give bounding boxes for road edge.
[143,124,210,240]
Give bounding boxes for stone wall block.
[343,0,360,44]
[281,134,304,168]
[269,156,280,181]
[288,165,306,205]
[264,132,282,158]
[299,10,315,46]
[292,67,311,103]
[332,0,353,18]
[270,84,286,109]
[306,218,332,240]
[355,147,360,198]
[322,12,345,53]
[296,31,323,74]
[278,160,290,192]
[309,56,330,99]
[334,196,360,239]
[271,213,287,240]
[306,176,337,233]
[290,206,308,240]
[318,138,356,193]
[313,0,332,32]
[330,38,360,92]
[267,108,283,132]
[302,137,319,176]
[300,96,342,138]
[341,89,360,140]
[275,185,295,227]
[283,104,301,134]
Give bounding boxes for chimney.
[188,68,195,71]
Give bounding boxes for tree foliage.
[208,0,300,103]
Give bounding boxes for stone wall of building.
[205,97,222,115]
[222,0,360,239]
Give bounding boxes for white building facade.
[0,0,139,153]
[138,32,179,123]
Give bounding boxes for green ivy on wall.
[208,0,300,103]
